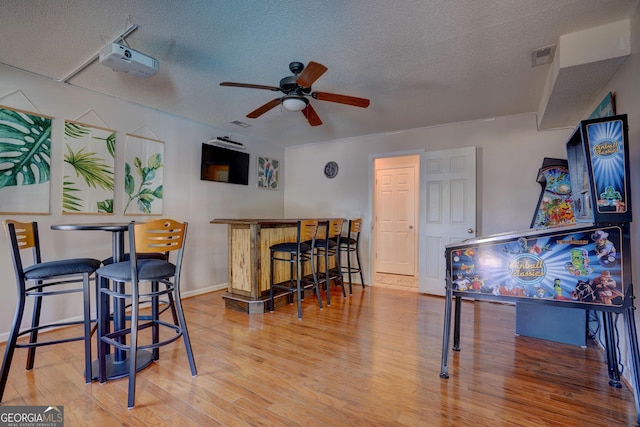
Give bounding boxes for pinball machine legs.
[439,283,453,379]
[453,295,462,350]
[440,281,463,379]
[621,285,640,426]
[602,311,622,388]
[440,284,640,427]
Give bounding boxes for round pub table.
[51,222,153,380]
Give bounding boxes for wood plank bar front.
[211,219,332,314]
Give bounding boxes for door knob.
[467,228,474,233]
[409,225,414,229]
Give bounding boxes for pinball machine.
[439,114,640,422]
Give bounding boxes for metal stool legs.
[340,219,365,294]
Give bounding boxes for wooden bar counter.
[210,218,333,314]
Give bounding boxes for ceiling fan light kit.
[220,61,370,126]
[282,96,308,112]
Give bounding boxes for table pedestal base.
[89,350,154,381]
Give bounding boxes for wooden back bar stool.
[269,219,323,319]
[314,218,346,306]
[1,220,101,403]
[95,219,197,408]
[339,218,365,293]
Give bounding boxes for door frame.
[368,149,424,286]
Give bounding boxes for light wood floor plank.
[0,286,636,426]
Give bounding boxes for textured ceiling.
[1,1,638,147]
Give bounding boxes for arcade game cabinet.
[440,114,640,423]
[516,158,586,346]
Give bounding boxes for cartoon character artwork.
[565,248,593,276]
[503,237,550,255]
[598,186,622,208]
[532,286,549,299]
[541,198,575,228]
[452,248,476,263]
[572,279,597,303]
[460,263,475,274]
[469,274,484,292]
[531,165,576,229]
[553,278,572,300]
[493,281,526,297]
[452,273,470,291]
[592,230,617,266]
[592,270,622,305]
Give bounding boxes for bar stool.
[313,219,346,306]
[101,252,168,266]
[96,219,196,408]
[339,218,365,293]
[269,219,323,319]
[1,220,101,403]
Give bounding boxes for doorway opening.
[370,147,477,295]
[372,154,420,291]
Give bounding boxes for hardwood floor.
[373,272,418,291]
[0,286,637,426]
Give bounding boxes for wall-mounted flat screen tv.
[200,143,250,185]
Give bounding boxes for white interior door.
[375,164,417,275]
[419,147,476,295]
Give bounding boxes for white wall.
[0,64,285,340]
[284,113,573,283]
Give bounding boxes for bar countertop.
[210,218,335,225]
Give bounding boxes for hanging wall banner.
[123,133,164,215]
[62,120,115,214]
[0,106,52,214]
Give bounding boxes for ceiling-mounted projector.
[99,42,158,78]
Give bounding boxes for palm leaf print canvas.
[63,120,115,214]
[123,134,163,215]
[0,106,52,214]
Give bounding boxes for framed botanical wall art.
[62,120,115,214]
[0,106,52,214]
[257,156,279,190]
[123,133,164,215]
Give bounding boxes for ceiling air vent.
[230,120,251,128]
[531,44,556,67]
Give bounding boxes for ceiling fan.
[220,61,370,126]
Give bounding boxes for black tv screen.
[200,143,250,185]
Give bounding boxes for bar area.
[211,218,333,313]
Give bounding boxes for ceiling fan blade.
[312,91,370,108]
[302,103,322,126]
[247,98,282,118]
[220,82,282,92]
[296,61,328,88]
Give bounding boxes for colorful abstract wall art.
[257,156,279,190]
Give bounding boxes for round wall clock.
[324,161,339,179]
